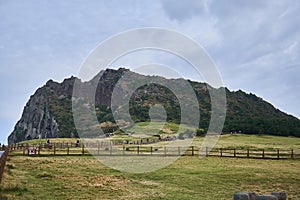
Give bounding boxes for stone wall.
[234,192,286,200]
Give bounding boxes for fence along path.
[0,149,9,184]
[8,142,300,160]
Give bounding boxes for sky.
[0,0,299,144]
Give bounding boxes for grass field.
[2,134,299,199]
[16,133,300,150]
[193,134,300,150]
[1,155,299,199]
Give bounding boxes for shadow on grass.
[0,185,28,198]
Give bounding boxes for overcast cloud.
[0,0,299,144]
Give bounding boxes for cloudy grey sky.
[0,0,299,144]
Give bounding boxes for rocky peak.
[7,68,300,144]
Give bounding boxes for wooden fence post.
[234,148,236,157]
[277,149,280,159]
[97,141,100,156]
[262,149,265,158]
[137,146,140,155]
[291,149,294,159]
[151,146,153,155]
[206,147,208,156]
[220,148,223,157]
[67,147,69,155]
[122,146,125,155]
[0,150,9,184]
[82,145,84,155]
[192,146,194,156]
[247,149,249,158]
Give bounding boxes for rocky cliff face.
[8,68,300,144]
[8,86,58,144]
[8,68,128,144]
[8,75,84,144]
[8,92,58,144]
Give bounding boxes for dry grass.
[2,134,300,199]
[0,155,299,200]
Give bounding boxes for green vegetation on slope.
[223,89,300,136]
[8,68,300,145]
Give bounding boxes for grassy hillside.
[15,133,300,150]
[193,134,300,150]
[1,156,299,199]
[2,134,300,199]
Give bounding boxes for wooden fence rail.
[0,149,9,184]
[7,142,300,160]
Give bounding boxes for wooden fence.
[0,149,9,184]
[8,142,300,160]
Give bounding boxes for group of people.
[45,139,80,147]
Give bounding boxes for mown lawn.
[1,155,299,199]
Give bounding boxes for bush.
[196,128,206,137]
